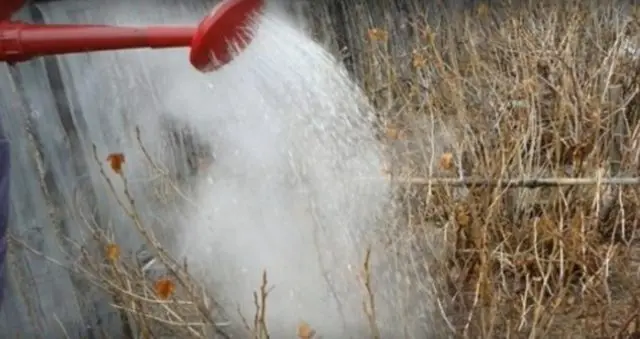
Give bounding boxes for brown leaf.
[105,243,120,262]
[386,126,404,141]
[455,205,471,227]
[439,152,454,171]
[384,121,406,141]
[106,153,125,174]
[412,49,426,69]
[367,28,388,42]
[297,321,316,339]
[154,278,175,300]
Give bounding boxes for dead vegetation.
[350,0,640,338]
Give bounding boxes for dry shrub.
[347,0,640,338]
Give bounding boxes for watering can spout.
[0,0,264,72]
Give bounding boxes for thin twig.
[360,247,381,339]
[92,144,231,339]
[253,270,271,339]
[110,304,205,338]
[369,176,640,187]
[53,313,72,339]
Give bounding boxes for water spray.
[0,0,264,72]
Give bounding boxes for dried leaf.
[385,127,398,140]
[367,28,388,42]
[154,278,175,300]
[412,49,426,69]
[456,206,471,227]
[297,321,316,339]
[105,243,120,262]
[384,121,406,141]
[439,152,454,171]
[107,153,125,174]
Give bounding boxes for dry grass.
[341,0,640,338]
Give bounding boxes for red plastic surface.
[190,0,263,72]
[0,22,196,63]
[0,0,264,73]
[0,0,23,21]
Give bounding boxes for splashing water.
[44,1,436,337]
[162,6,398,336]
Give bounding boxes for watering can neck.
[0,20,23,63]
[0,20,196,63]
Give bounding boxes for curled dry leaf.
[154,277,176,300]
[106,153,125,174]
[384,125,403,140]
[439,152,454,171]
[297,321,316,339]
[455,205,471,227]
[383,121,407,141]
[105,243,120,262]
[367,28,388,42]
[412,49,426,69]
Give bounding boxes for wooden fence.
[0,1,215,337]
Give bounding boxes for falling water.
[157,5,444,336]
[161,5,396,337]
[3,0,438,337]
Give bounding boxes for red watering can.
[0,0,264,72]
